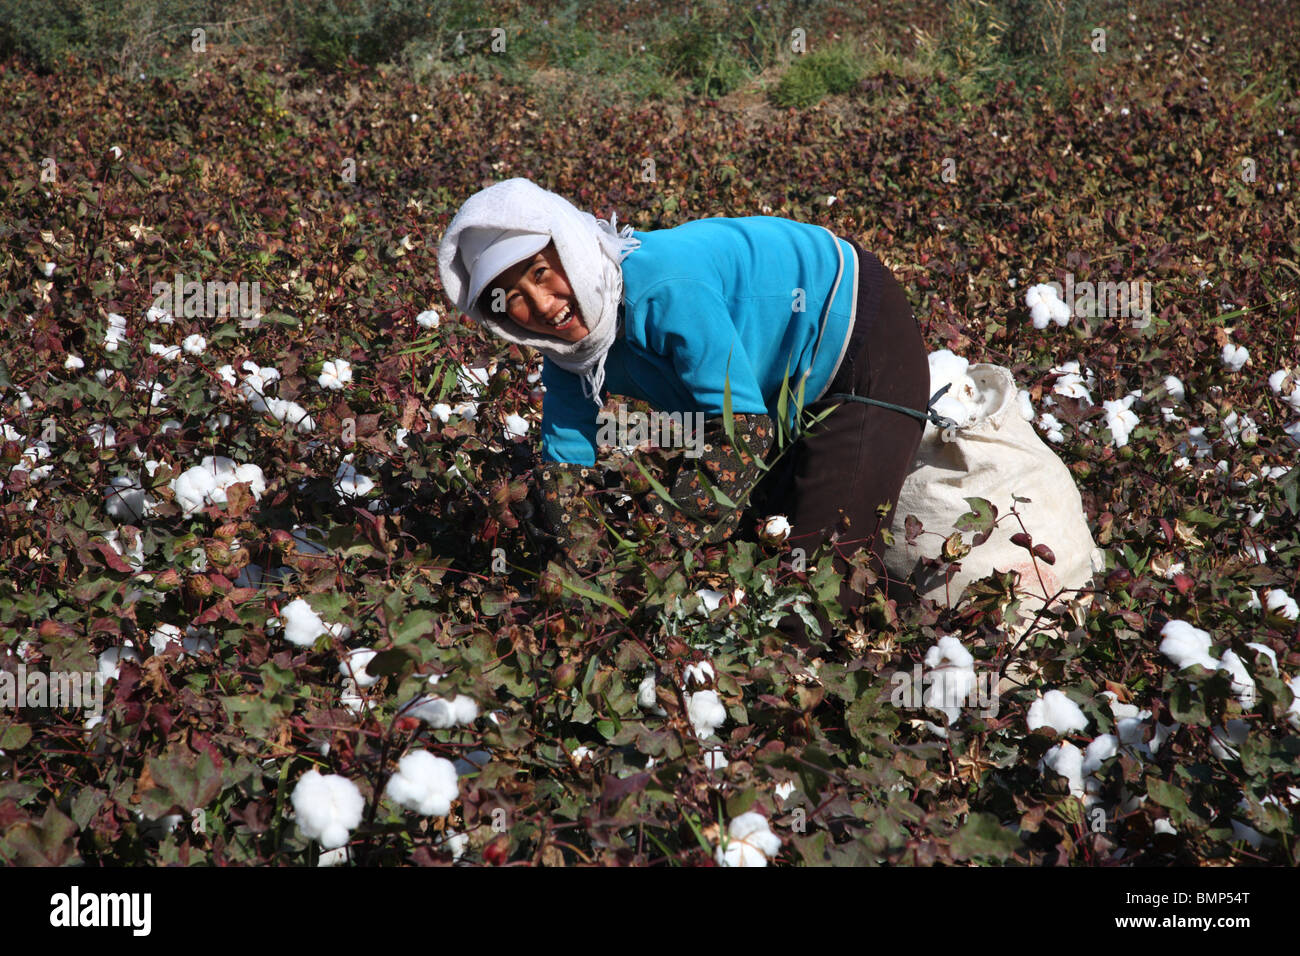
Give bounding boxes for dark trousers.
[745,240,930,644]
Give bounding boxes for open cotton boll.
[503,413,530,439]
[338,648,379,687]
[64,354,84,370]
[1268,368,1300,413]
[1217,650,1257,708]
[291,770,365,850]
[1036,412,1065,444]
[452,401,478,420]
[385,750,460,816]
[318,359,353,390]
[925,350,988,431]
[182,334,206,356]
[1163,375,1186,403]
[1286,676,1300,731]
[1159,619,1219,671]
[1102,692,1152,746]
[104,312,128,351]
[1027,690,1089,734]
[1244,642,1278,676]
[922,636,976,726]
[457,364,493,397]
[1220,411,1258,446]
[407,687,479,728]
[263,397,316,433]
[97,644,141,682]
[1209,720,1250,761]
[1041,741,1086,798]
[1082,734,1119,776]
[1016,389,1034,421]
[431,403,452,424]
[715,811,782,867]
[149,623,183,654]
[280,597,334,647]
[1220,343,1250,371]
[334,455,375,500]
[682,661,715,687]
[637,674,667,716]
[1102,396,1140,447]
[148,342,182,361]
[1265,589,1299,620]
[415,310,440,328]
[104,475,156,523]
[686,689,727,738]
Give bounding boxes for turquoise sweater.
[540,216,860,465]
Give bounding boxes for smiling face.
[478,241,589,342]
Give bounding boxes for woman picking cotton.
[437,178,931,644]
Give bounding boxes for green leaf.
[390,610,436,645]
[0,723,32,749]
[953,497,995,535]
[629,454,679,510]
[722,348,735,444]
[950,812,1022,861]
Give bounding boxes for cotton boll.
[457,365,492,397]
[922,636,976,725]
[291,770,365,850]
[148,342,182,361]
[1208,720,1249,761]
[452,401,478,420]
[97,644,141,682]
[1217,650,1256,708]
[1265,589,1299,620]
[334,455,376,500]
[281,597,330,647]
[1159,620,1218,671]
[1103,396,1140,447]
[149,623,183,654]
[1041,741,1086,798]
[1221,411,1258,446]
[1036,412,1065,444]
[503,413,530,439]
[1220,343,1250,371]
[104,475,156,522]
[774,780,796,802]
[1267,368,1300,413]
[431,403,452,424]
[1082,734,1119,776]
[182,626,215,656]
[415,310,440,328]
[264,397,315,433]
[683,661,715,687]
[1149,720,1179,755]
[64,355,84,370]
[407,690,478,728]
[182,334,206,356]
[686,689,727,738]
[715,812,782,867]
[87,423,116,448]
[1030,301,1055,329]
[339,648,379,687]
[318,359,353,390]
[702,748,729,771]
[1016,389,1034,421]
[1027,690,1089,734]
[637,674,667,716]
[1286,675,1300,730]
[317,846,351,867]
[385,750,460,816]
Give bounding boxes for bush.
[770,42,864,108]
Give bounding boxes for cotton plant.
[714,811,782,867]
[291,770,365,850]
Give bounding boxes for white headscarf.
[437,178,641,408]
